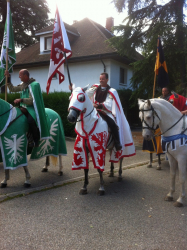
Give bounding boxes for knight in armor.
[5,69,50,147]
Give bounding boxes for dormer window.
[45,36,52,50]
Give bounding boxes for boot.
[112,126,122,151]
[27,113,40,147]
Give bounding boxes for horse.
[0,98,67,188]
[67,87,135,195]
[138,98,187,207]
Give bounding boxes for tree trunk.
[175,0,186,96]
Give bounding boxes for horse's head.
[67,87,92,123]
[138,99,161,140]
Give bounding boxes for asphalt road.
[0,140,187,250]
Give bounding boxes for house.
[7,17,142,93]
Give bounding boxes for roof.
[14,18,142,68]
[35,22,79,36]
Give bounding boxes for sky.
[46,0,171,27]
[46,0,126,27]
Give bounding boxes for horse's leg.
[174,158,186,207]
[23,166,31,187]
[164,154,177,202]
[42,156,50,172]
[109,161,114,177]
[147,153,152,168]
[97,169,105,195]
[1,169,10,188]
[156,154,162,170]
[79,169,89,195]
[58,155,63,176]
[117,158,123,182]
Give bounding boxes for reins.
[0,105,24,128]
[77,107,94,122]
[0,106,14,117]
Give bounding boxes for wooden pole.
[152,69,157,98]
[64,52,72,93]
[5,0,10,101]
[153,35,160,98]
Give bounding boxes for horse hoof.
[1,183,7,188]
[98,190,105,196]
[117,176,122,182]
[174,202,183,207]
[24,183,31,188]
[164,196,173,202]
[41,168,48,172]
[108,172,114,177]
[147,164,152,168]
[79,188,87,195]
[156,166,162,170]
[58,171,63,176]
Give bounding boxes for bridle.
[140,101,185,137]
[76,107,94,122]
[140,102,161,133]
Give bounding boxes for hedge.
[0,88,140,138]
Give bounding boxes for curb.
[0,157,164,203]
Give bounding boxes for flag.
[0,1,16,87]
[154,37,169,88]
[46,6,72,94]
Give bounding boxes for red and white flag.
[46,6,72,94]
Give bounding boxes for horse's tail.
[50,155,58,166]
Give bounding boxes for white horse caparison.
[138,98,187,207]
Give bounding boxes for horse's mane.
[150,98,182,116]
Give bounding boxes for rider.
[5,69,50,147]
[158,87,171,101]
[168,92,187,114]
[70,73,123,151]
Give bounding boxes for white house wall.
[109,60,133,90]
[9,59,133,93]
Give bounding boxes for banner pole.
[5,48,8,101]
[152,69,156,98]
[64,52,72,93]
[5,0,10,101]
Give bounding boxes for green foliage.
[42,92,76,137]
[117,88,141,126]
[0,0,53,50]
[110,0,187,99]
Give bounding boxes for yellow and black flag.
[154,37,169,88]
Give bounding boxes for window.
[119,67,127,86]
[44,36,52,50]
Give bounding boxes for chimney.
[106,17,114,32]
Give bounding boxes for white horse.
[138,98,187,207]
[67,87,135,195]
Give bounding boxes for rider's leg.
[99,112,122,151]
[20,107,40,147]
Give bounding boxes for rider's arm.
[7,82,22,93]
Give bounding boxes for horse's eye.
[77,93,85,102]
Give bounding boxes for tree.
[110,0,187,102]
[0,0,53,50]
